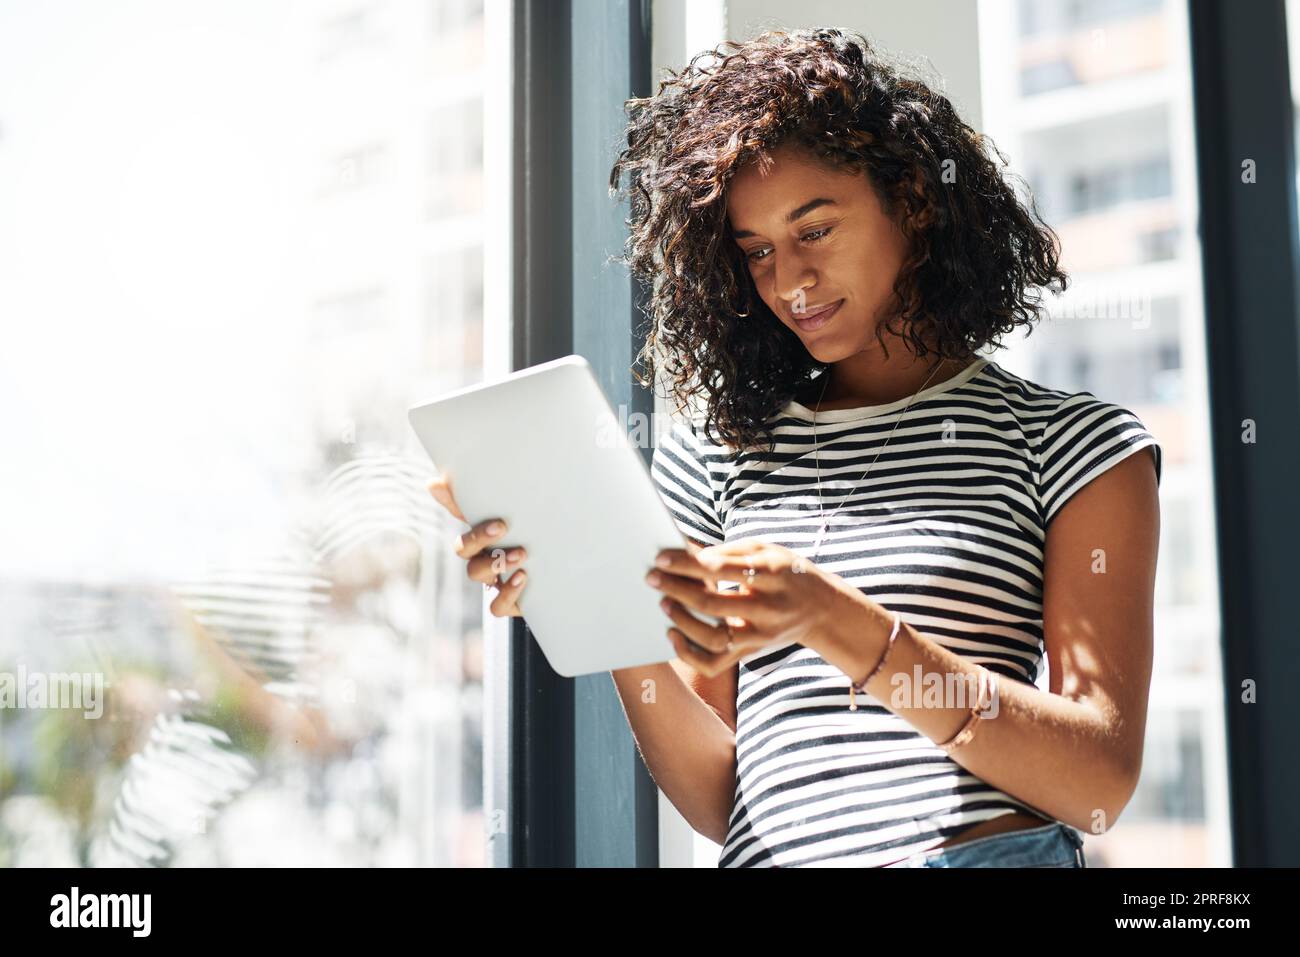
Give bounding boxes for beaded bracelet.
[848,610,901,712]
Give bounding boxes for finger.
[650,570,757,620]
[697,539,766,558]
[650,548,728,586]
[694,545,783,583]
[652,548,771,595]
[676,624,764,676]
[666,625,755,678]
[454,517,511,560]
[489,567,527,616]
[487,591,523,618]
[659,596,732,654]
[695,541,773,569]
[468,546,528,585]
[428,474,467,523]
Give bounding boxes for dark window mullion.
[508,0,655,867]
[1188,0,1300,866]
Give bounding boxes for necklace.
[806,356,953,560]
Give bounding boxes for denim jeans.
[882,821,1087,868]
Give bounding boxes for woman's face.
[726,142,911,362]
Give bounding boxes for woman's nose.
[774,256,815,313]
[779,282,815,316]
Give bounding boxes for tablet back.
[408,354,701,677]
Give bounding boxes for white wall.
[724,0,983,131]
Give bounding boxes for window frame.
[1188,0,1300,866]
[496,0,657,867]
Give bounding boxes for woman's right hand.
[429,474,529,618]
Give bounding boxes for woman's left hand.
[648,538,870,678]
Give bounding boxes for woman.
[433,28,1161,868]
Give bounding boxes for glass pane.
[0,0,497,866]
[979,0,1229,866]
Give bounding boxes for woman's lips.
[793,299,843,332]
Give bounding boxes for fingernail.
[488,521,504,535]
[655,553,672,568]
[645,571,662,586]
[510,571,525,586]
[659,597,672,613]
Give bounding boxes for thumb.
[429,474,467,523]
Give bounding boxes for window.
[0,0,498,867]
[980,0,1228,866]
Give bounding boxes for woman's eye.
[743,227,832,261]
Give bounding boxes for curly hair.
[608,27,1068,454]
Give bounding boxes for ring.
[743,566,757,584]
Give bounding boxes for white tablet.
[408,354,721,678]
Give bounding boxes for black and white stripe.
[650,357,1162,867]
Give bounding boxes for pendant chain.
[808,357,952,559]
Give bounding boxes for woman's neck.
[803,353,968,411]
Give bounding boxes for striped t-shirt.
[649,356,1162,868]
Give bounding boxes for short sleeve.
[1037,393,1162,529]
[651,415,727,547]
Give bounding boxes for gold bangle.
[937,709,981,753]
[936,668,997,753]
